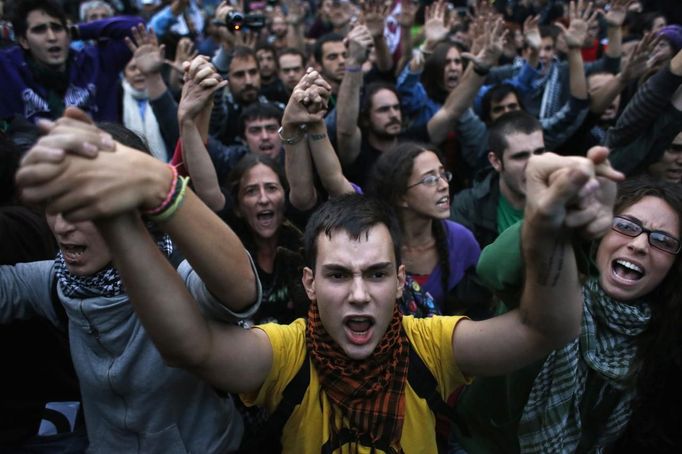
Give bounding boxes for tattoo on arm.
[309,132,327,141]
[536,238,565,287]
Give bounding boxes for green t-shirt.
[496,194,524,235]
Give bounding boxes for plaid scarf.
[518,278,651,453]
[55,234,173,298]
[306,301,409,452]
[536,59,561,120]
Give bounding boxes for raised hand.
[34,108,116,158]
[283,0,307,26]
[423,0,449,46]
[463,17,507,71]
[361,0,389,38]
[556,0,597,49]
[604,0,635,27]
[178,56,227,122]
[399,0,418,28]
[175,37,198,67]
[125,24,166,75]
[345,24,374,66]
[523,14,541,51]
[524,147,623,235]
[283,68,332,126]
[622,32,659,82]
[17,110,173,221]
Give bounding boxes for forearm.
[76,15,143,41]
[398,26,414,73]
[567,47,587,100]
[373,35,393,73]
[605,24,622,58]
[286,23,305,51]
[308,121,354,197]
[589,72,625,113]
[284,125,318,211]
[428,69,485,144]
[520,222,581,348]
[145,72,168,101]
[160,190,257,311]
[335,69,363,165]
[180,119,225,211]
[97,212,214,367]
[609,67,682,146]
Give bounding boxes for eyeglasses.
[406,171,452,189]
[611,216,681,255]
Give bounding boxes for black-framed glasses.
[406,171,452,189]
[611,216,681,255]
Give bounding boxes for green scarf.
[518,278,651,453]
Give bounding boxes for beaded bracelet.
[147,176,190,223]
[143,165,179,216]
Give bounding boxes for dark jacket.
[450,171,500,249]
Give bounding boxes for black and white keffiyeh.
[517,277,651,453]
[55,234,173,298]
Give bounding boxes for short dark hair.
[303,194,402,271]
[313,32,344,64]
[480,83,524,124]
[239,102,283,133]
[539,25,559,44]
[256,43,278,66]
[229,46,258,72]
[278,47,306,65]
[359,82,400,130]
[488,110,542,159]
[10,0,67,38]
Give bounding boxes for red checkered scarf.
[306,301,409,452]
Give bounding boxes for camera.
[213,10,266,32]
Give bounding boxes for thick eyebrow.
[321,262,394,274]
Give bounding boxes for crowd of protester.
[1,0,681,452]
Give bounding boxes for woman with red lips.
[454,176,682,453]
[367,142,492,319]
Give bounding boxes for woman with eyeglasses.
[453,175,682,453]
[366,142,492,318]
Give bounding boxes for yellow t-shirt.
[241,315,469,453]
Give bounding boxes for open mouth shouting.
[611,258,645,285]
[61,243,87,266]
[343,315,375,346]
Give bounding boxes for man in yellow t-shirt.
[19,112,623,452]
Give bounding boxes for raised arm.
[589,33,655,115]
[283,0,306,51]
[95,211,272,394]
[178,56,228,211]
[17,110,258,312]
[452,148,623,377]
[608,48,682,148]
[336,25,373,166]
[427,17,507,144]
[362,0,393,73]
[125,25,180,156]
